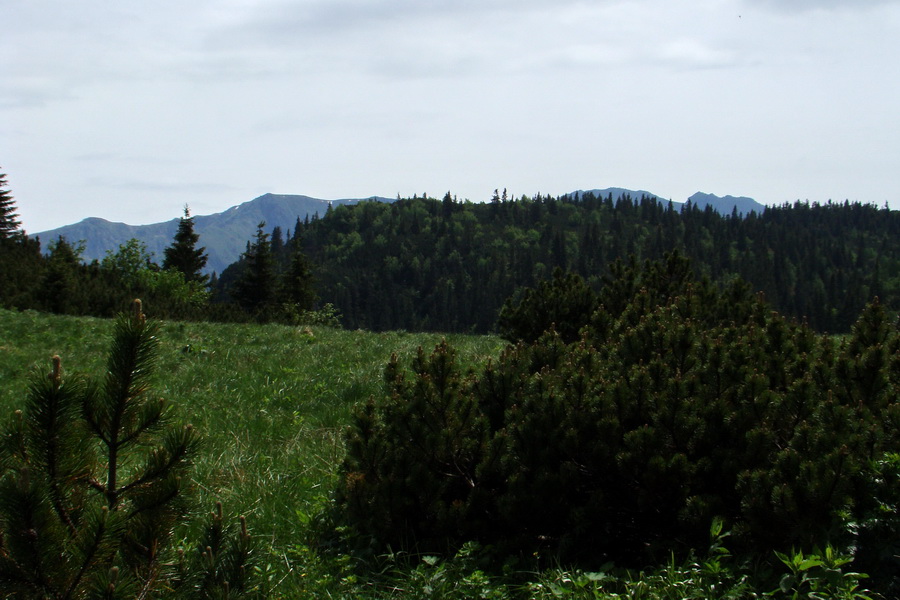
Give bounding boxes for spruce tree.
[0,170,43,309]
[497,268,597,344]
[279,239,317,312]
[0,169,22,239]
[163,205,208,285]
[232,222,276,316]
[38,237,85,315]
[0,300,254,598]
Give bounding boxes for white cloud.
[654,39,740,69]
[746,0,900,12]
[2,0,899,231]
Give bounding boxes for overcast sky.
[3,0,899,233]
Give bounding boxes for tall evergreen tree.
[279,240,317,311]
[232,221,276,315]
[0,169,44,308]
[38,237,85,314]
[0,168,21,239]
[162,205,208,285]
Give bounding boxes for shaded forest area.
[217,191,900,333]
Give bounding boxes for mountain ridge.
[570,188,765,215]
[34,193,394,274]
[34,189,762,275]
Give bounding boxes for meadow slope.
[0,308,504,596]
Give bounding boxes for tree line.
[0,168,325,325]
[216,190,899,333]
[2,167,898,333]
[0,185,210,320]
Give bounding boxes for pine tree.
[38,237,85,314]
[0,169,22,239]
[279,239,317,312]
[163,205,208,285]
[497,268,597,344]
[0,170,43,309]
[337,255,900,566]
[232,222,276,315]
[0,300,254,598]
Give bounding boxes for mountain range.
[34,194,393,275]
[33,190,765,275]
[571,189,764,216]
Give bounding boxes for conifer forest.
[2,169,900,598]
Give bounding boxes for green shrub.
[337,341,492,551]
[336,254,900,577]
[497,268,597,344]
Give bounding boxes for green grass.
[0,307,505,597]
[0,308,877,599]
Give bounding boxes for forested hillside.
[32,193,393,274]
[217,192,900,333]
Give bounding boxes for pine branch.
[118,425,197,500]
[63,506,116,600]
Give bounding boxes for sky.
[2,0,900,234]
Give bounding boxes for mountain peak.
[34,193,394,274]
[688,192,764,215]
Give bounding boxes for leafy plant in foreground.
[768,546,874,600]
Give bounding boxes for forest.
[3,169,898,334]
[215,190,899,334]
[1,170,900,597]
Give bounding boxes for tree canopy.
[216,193,899,333]
[162,205,209,285]
[0,169,21,239]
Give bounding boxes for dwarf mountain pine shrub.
[336,254,900,576]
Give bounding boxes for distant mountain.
[686,192,765,216]
[568,188,672,204]
[34,193,394,275]
[569,188,764,216]
[33,188,764,275]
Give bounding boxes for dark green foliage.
[0,301,254,598]
[217,222,325,325]
[232,222,277,315]
[174,502,254,599]
[497,268,597,344]
[37,237,120,317]
[0,177,209,320]
[336,255,900,581]
[338,341,492,551]
[0,235,43,310]
[163,206,209,286]
[0,171,43,310]
[278,239,317,312]
[0,169,21,239]
[239,194,899,334]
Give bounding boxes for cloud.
[205,0,625,66]
[0,80,76,109]
[745,0,900,12]
[84,175,235,195]
[654,39,741,69]
[228,0,590,38]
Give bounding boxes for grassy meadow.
[0,308,882,599]
[0,307,509,597]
